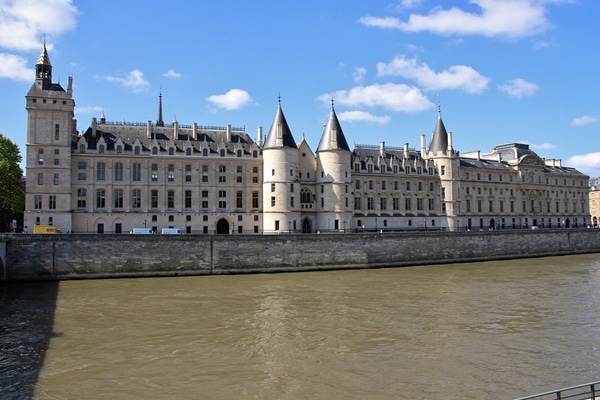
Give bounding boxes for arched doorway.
[489,218,495,230]
[216,218,230,234]
[565,218,570,228]
[302,218,312,234]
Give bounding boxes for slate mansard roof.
[76,121,255,156]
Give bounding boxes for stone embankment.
[2,229,600,281]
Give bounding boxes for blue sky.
[1,0,599,177]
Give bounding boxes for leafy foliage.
[0,133,24,230]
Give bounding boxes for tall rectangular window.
[236,191,243,209]
[151,190,159,208]
[114,163,123,181]
[96,189,106,208]
[77,189,86,208]
[97,162,106,181]
[53,173,59,185]
[132,189,141,209]
[132,163,141,182]
[114,189,123,208]
[367,197,374,210]
[34,195,42,209]
[48,195,56,209]
[167,190,175,208]
[37,173,43,185]
[252,192,259,208]
[218,190,227,209]
[185,190,192,208]
[54,124,59,140]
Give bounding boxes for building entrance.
[216,219,230,234]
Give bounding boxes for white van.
[131,228,153,234]
[161,228,182,235]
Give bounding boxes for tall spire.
[428,105,449,155]
[263,97,297,149]
[156,90,164,127]
[35,38,52,88]
[317,97,350,152]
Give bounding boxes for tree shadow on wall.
[0,281,59,400]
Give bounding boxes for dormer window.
[169,147,174,156]
[134,146,140,155]
[98,145,105,154]
[117,145,123,154]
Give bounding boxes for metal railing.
[515,381,600,400]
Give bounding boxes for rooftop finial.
[156,89,164,127]
[278,92,281,104]
[331,96,335,109]
[437,94,441,118]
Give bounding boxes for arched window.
[220,149,225,157]
[203,148,208,157]
[79,144,86,153]
[186,147,192,156]
[169,147,175,155]
[300,188,312,204]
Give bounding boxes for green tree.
[0,133,24,231]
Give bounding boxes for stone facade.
[23,45,590,235]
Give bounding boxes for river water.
[2,254,600,399]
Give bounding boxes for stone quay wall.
[2,229,600,281]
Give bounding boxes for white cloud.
[498,78,538,97]
[0,52,33,81]
[359,0,555,38]
[377,55,489,93]
[76,105,104,115]
[530,142,555,150]
[163,69,181,79]
[319,83,433,113]
[400,0,424,8]
[206,89,253,111]
[0,0,78,51]
[571,115,600,127]
[353,67,366,83]
[338,110,391,125]
[566,152,600,178]
[103,69,149,93]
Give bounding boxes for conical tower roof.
[428,112,448,155]
[317,101,350,152]
[263,99,297,149]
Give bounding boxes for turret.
[315,100,352,232]
[262,98,300,233]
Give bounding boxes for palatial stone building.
[24,44,591,234]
